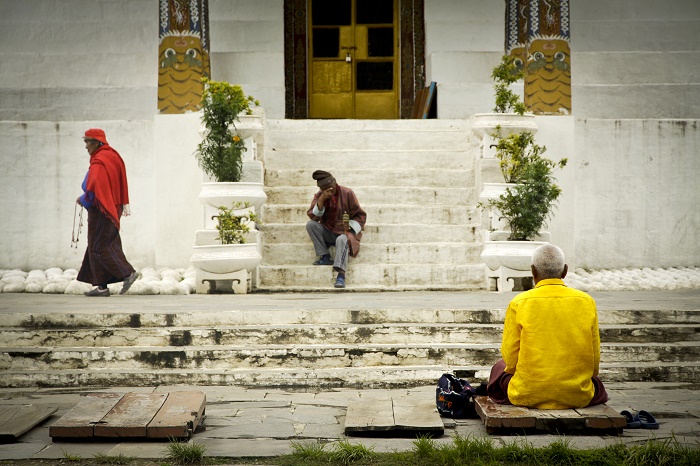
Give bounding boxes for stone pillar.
[505,0,529,73]
[158,0,211,113]
[523,0,572,115]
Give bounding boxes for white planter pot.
[479,182,517,202]
[199,182,267,211]
[481,231,551,271]
[190,243,262,274]
[234,113,264,141]
[472,113,538,139]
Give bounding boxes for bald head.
[531,244,567,281]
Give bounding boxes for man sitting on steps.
[306,170,367,289]
[487,244,609,409]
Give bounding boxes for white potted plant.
[473,55,538,142]
[478,132,568,291]
[190,202,262,293]
[195,79,267,215]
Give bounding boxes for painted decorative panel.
[158,0,210,114]
[507,0,571,115]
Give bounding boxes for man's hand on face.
[318,184,334,206]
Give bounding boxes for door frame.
[284,0,425,119]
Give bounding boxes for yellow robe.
[501,278,600,409]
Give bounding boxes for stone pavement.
[0,382,698,463]
[0,289,698,462]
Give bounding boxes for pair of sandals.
[621,409,659,429]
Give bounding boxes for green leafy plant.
[492,130,548,183]
[480,148,567,241]
[212,201,259,245]
[492,55,526,115]
[195,78,259,182]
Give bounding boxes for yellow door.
[309,0,398,119]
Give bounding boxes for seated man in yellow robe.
[487,244,609,409]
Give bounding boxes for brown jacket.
[307,185,366,257]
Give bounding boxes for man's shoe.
[120,271,139,295]
[334,276,346,288]
[85,287,110,297]
[313,255,333,266]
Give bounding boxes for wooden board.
[0,405,58,443]
[474,396,625,434]
[49,392,122,438]
[147,391,206,439]
[94,393,167,438]
[345,397,444,436]
[50,392,206,440]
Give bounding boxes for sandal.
[638,410,659,429]
[620,410,641,428]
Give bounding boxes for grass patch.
[92,453,135,465]
[163,439,207,465]
[269,434,700,466]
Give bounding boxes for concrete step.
[260,224,480,245]
[2,309,697,328]
[262,149,473,170]
[2,342,698,372]
[265,168,474,188]
[262,204,479,225]
[2,324,696,348]
[256,264,487,290]
[261,243,483,266]
[264,186,476,205]
[266,119,471,152]
[2,362,699,389]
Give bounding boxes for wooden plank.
[344,398,395,433]
[94,393,167,438]
[49,392,122,438]
[392,397,444,435]
[576,404,627,429]
[0,406,58,444]
[474,396,536,429]
[532,409,586,431]
[147,391,206,439]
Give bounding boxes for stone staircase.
[256,119,486,291]
[1,301,698,388]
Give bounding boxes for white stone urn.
[472,113,538,139]
[190,243,262,274]
[481,231,551,292]
[234,111,265,141]
[199,182,267,211]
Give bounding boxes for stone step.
[262,204,478,225]
[2,362,699,389]
[262,150,472,170]
[2,309,697,329]
[261,243,483,266]
[260,224,480,244]
[256,264,486,289]
[2,342,698,372]
[264,186,476,205]
[266,119,471,152]
[265,168,474,188]
[2,324,696,348]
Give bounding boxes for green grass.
[162,439,207,465]
[269,434,700,466]
[92,453,135,465]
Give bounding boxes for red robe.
[307,185,366,257]
[86,144,129,229]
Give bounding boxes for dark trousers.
[77,207,134,287]
[486,359,609,407]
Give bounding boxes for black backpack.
[435,373,478,418]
